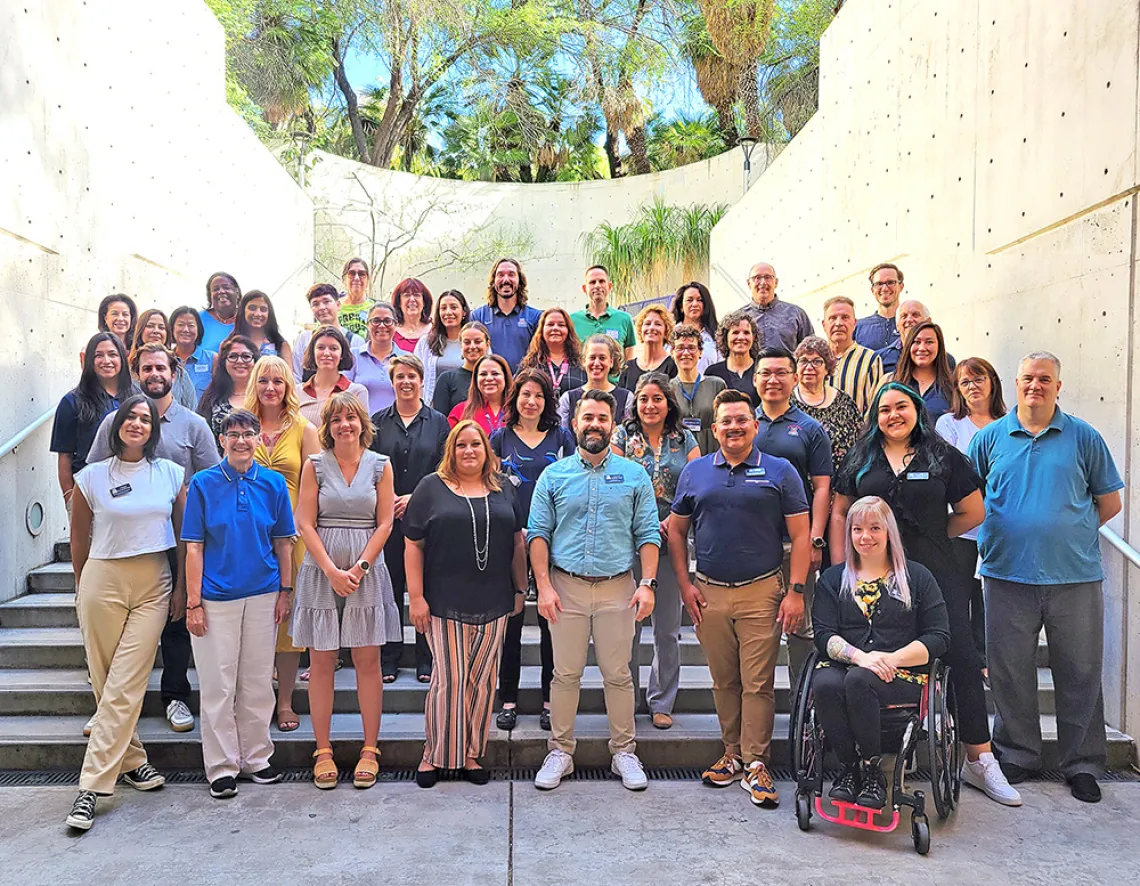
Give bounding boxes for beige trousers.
[77,552,171,794]
[547,570,637,756]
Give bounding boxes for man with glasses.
[668,389,810,807]
[292,283,365,382]
[87,344,219,733]
[742,262,814,351]
[470,258,542,371]
[854,262,905,352]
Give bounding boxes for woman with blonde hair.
[292,391,400,789]
[244,356,320,732]
[620,304,677,390]
[403,420,528,787]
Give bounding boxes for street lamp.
[292,129,312,188]
[737,135,758,195]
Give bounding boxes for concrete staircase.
[0,542,1132,772]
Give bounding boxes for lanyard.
[677,376,702,405]
[548,360,569,390]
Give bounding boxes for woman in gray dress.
[293,391,400,790]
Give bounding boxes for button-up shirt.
[853,312,897,352]
[88,401,220,485]
[528,450,660,578]
[470,302,542,371]
[742,298,814,351]
[180,345,217,398]
[969,408,1123,585]
[829,341,884,416]
[370,404,450,497]
[347,342,407,414]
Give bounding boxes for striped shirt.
[830,341,883,416]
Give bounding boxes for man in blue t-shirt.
[969,351,1123,804]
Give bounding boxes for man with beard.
[199,273,241,352]
[88,343,219,733]
[528,389,660,791]
[668,389,810,808]
[470,258,542,372]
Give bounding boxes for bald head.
[747,262,778,307]
[898,300,930,336]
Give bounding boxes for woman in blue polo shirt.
[182,409,296,800]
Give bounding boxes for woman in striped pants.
[403,420,528,787]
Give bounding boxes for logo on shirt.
[606,329,621,341]
[786,425,800,437]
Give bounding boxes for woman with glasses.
[298,326,370,426]
[347,302,407,414]
[670,282,720,373]
[669,323,726,456]
[791,336,863,465]
[233,290,292,365]
[197,335,259,449]
[339,258,374,339]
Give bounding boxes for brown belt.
[552,566,631,584]
[695,566,780,589]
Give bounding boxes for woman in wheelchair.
[812,495,951,810]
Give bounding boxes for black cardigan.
[812,561,951,662]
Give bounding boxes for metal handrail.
[710,262,752,305]
[0,408,55,462]
[1101,525,1140,570]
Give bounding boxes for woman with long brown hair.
[448,353,512,435]
[414,289,470,406]
[197,335,259,448]
[893,320,955,423]
[517,307,586,398]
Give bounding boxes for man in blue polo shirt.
[969,351,1123,804]
[669,388,810,809]
[183,409,296,799]
[752,347,833,690]
[469,258,542,371]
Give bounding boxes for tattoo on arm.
[826,635,859,664]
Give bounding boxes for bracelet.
[187,603,203,611]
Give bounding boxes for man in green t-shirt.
[570,265,636,363]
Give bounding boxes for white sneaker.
[165,700,194,732]
[82,714,96,737]
[611,752,648,791]
[962,752,1022,807]
[535,750,574,790]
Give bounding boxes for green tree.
[645,113,728,170]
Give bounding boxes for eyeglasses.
[223,431,258,441]
[958,377,987,389]
[756,370,794,380]
[226,353,255,364]
[797,358,826,369]
[346,270,368,278]
[748,274,775,284]
[672,345,700,354]
[872,280,900,289]
[368,317,395,327]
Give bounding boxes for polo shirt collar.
[302,374,351,398]
[189,346,211,363]
[161,402,184,424]
[584,305,612,321]
[1006,406,1068,437]
[219,459,259,482]
[713,447,762,469]
[758,402,800,424]
[493,302,522,317]
[356,344,403,366]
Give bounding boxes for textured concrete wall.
[307,149,752,310]
[710,0,1140,741]
[0,0,314,600]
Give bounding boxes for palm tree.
[646,114,728,170]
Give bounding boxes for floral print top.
[612,425,698,520]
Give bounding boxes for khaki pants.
[694,573,783,765]
[77,552,171,794]
[191,593,278,782]
[548,570,637,756]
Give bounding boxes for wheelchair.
[789,650,961,855]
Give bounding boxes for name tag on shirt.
[746,478,773,486]
[604,474,624,485]
[907,471,930,481]
[110,483,133,498]
[745,467,766,477]
[682,418,702,432]
[194,363,209,373]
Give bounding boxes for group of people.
[53,256,1123,835]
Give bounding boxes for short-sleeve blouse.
[612,425,698,519]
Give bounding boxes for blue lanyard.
[678,376,702,405]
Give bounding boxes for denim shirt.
[528,450,661,578]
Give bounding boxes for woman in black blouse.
[813,495,950,810]
[517,307,586,398]
[404,420,528,787]
[830,382,1020,807]
[705,309,760,407]
[620,304,677,390]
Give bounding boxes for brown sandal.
[312,748,338,790]
[354,745,381,789]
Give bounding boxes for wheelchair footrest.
[815,796,900,833]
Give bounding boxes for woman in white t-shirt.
[935,357,1007,669]
[65,395,187,833]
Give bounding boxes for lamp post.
[292,129,312,188]
[737,135,758,196]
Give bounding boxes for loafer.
[651,713,673,730]
[496,708,518,731]
[463,767,491,786]
[1068,773,1102,803]
[416,768,439,789]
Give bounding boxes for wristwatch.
[357,560,371,574]
[279,586,293,593]
[791,583,806,594]
[811,537,826,549]
[639,578,658,591]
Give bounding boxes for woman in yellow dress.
[245,356,320,732]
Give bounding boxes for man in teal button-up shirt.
[528,389,660,791]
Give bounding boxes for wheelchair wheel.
[795,791,812,831]
[791,651,820,781]
[911,813,930,855]
[927,662,959,820]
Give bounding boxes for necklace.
[795,384,827,408]
[458,482,491,571]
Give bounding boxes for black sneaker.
[828,763,861,804]
[1068,773,1102,803]
[998,759,1032,784]
[121,763,165,791]
[66,790,97,831]
[855,757,888,810]
[539,708,551,731]
[241,766,283,784]
[210,776,238,799]
[496,708,518,731]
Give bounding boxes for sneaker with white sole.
[210,776,238,799]
[534,750,574,790]
[962,752,1022,806]
[241,766,284,784]
[82,714,96,738]
[741,760,780,807]
[701,753,744,787]
[121,763,165,791]
[611,752,648,791]
[165,700,194,732]
[66,790,97,831]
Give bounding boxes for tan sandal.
[312,748,338,790]
[354,745,381,789]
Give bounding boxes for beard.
[143,377,173,399]
[577,428,610,453]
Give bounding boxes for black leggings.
[498,609,552,704]
[952,537,987,665]
[939,573,991,746]
[813,664,922,764]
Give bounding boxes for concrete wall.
[710,0,1140,741]
[307,149,751,311]
[0,0,314,600]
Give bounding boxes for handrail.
[1101,525,1140,571]
[0,408,55,462]
[710,261,752,305]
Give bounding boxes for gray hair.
[1019,350,1061,375]
[900,299,930,319]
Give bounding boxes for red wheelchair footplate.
[815,796,900,832]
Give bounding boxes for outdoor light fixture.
[737,135,759,194]
[292,129,312,188]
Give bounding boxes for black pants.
[952,537,987,665]
[498,608,552,704]
[160,547,191,705]
[940,571,991,746]
[380,524,432,672]
[813,664,922,763]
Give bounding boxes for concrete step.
[0,712,1130,772]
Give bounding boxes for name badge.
[907,471,930,481]
[745,467,766,477]
[517,316,529,327]
[110,483,133,498]
[194,363,209,373]
[604,474,624,485]
[682,418,702,432]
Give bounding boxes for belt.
[552,566,631,584]
[695,566,780,589]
